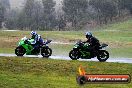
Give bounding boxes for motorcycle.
[69,40,109,62]
[15,36,52,57]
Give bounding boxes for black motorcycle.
[69,41,109,62]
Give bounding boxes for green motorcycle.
[15,37,52,57]
[69,40,109,62]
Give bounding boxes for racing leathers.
[85,36,100,57]
[31,34,44,52]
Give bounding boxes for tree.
[55,7,66,30]
[62,0,89,28]
[57,14,66,30]
[29,1,43,30]
[89,0,118,24]
[0,0,10,29]
[5,9,19,29]
[41,0,56,30]
[0,3,5,28]
[122,0,132,14]
[17,0,43,30]
[0,0,10,9]
[23,0,35,30]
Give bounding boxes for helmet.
[31,31,37,36]
[85,32,92,38]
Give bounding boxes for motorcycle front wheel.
[69,50,80,60]
[15,46,26,56]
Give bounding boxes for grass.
[50,44,72,56]
[0,56,131,88]
[108,47,132,58]
[98,19,132,31]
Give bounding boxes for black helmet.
[85,32,92,38]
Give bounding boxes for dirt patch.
[0,37,19,48]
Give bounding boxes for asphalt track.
[0,53,132,64]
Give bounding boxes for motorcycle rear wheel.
[97,50,109,62]
[41,47,52,58]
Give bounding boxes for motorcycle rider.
[84,32,100,57]
[30,31,44,53]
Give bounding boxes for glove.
[24,40,31,45]
[24,40,28,44]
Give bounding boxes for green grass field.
[0,57,131,88]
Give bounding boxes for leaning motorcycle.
[69,40,109,62]
[15,37,52,57]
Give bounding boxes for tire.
[76,76,86,85]
[15,46,26,56]
[41,47,52,58]
[97,50,109,62]
[69,50,80,60]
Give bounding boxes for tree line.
[0,0,132,30]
